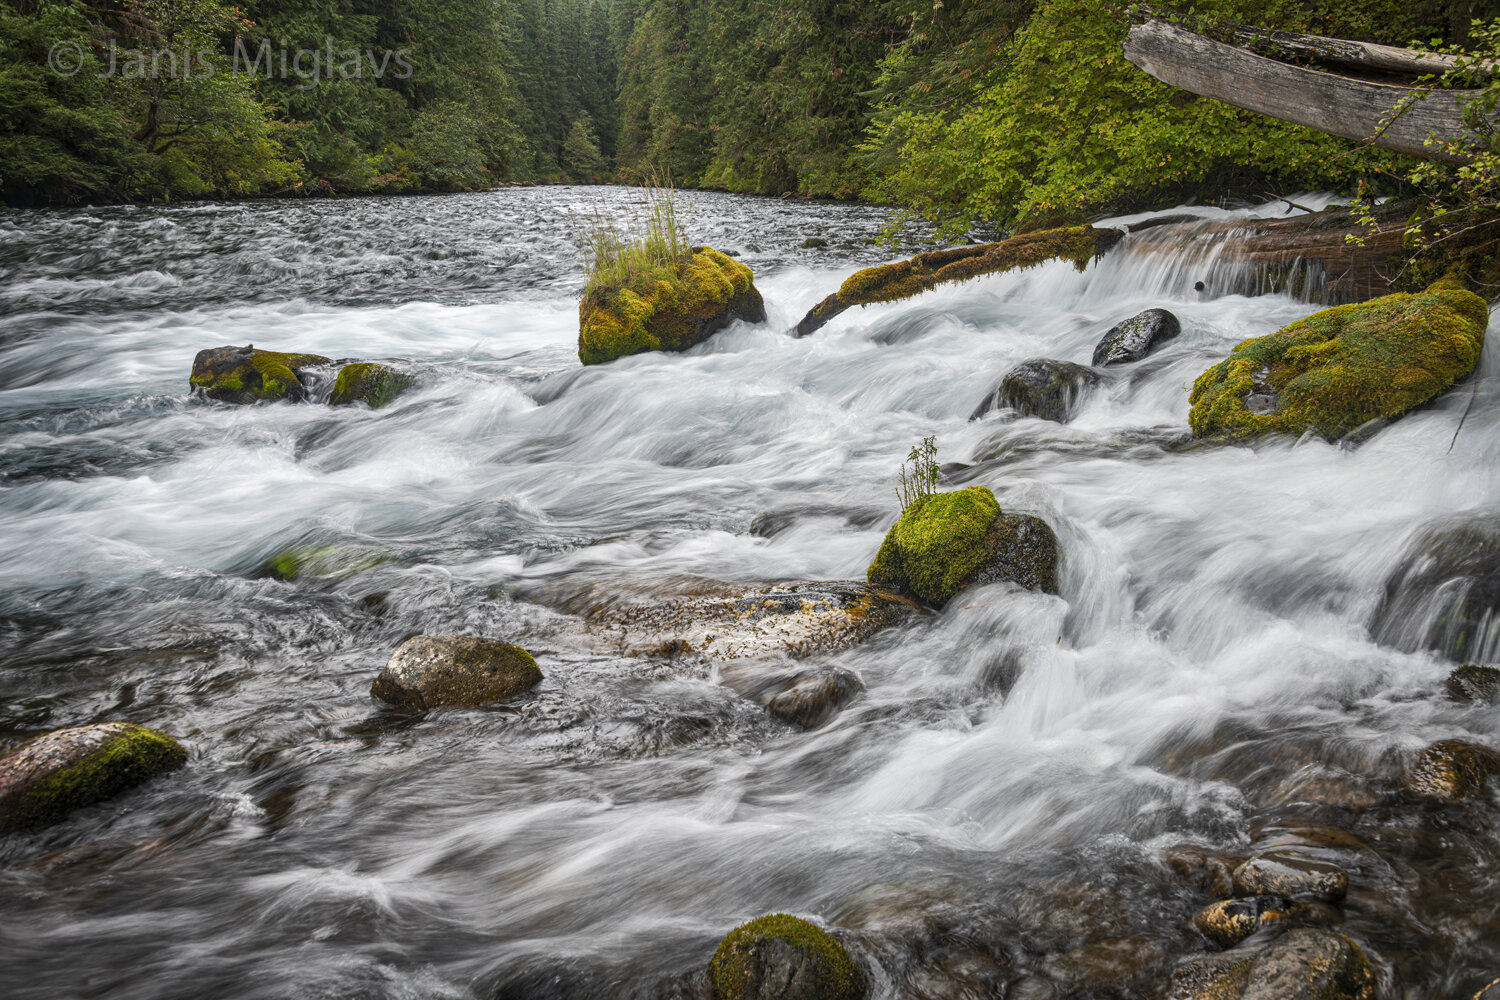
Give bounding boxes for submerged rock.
[867,486,1059,606]
[1162,952,1254,1000]
[190,345,332,404]
[1091,308,1181,366]
[1240,929,1374,1000]
[578,246,766,365]
[1165,844,1245,900]
[1448,664,1500,704]
[371,635,542,710]
[1189,277,1486,440]
[970,359,1100,422]
[765,669,863,729]
[0,723,187,832]
[1233,852,1348,903]
[265,544,388,581]
[1372,519,1500,662]
[329,362,414,408]
[708,913,863,1000]
[1404,738,1500,800]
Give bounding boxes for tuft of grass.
[575,172,689,295]
[896,435,938,511]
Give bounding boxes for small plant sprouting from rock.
[896,435,938,511]
[574,170,688,295]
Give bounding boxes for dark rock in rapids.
[0,722,187,832]
[1447,663,1500,704]
[1233,851,1348,903]
[1165,843,1246,900]
[765,669,863,729]
[1091,308,1181,366]
[802,237,829,249]
[1371,518,1500,662]
[708,913,864,1000]
[1403,738,1500,800]
[190,345,332,403]
[370,635,542,710]
[970,359,1100,422]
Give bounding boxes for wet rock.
[1447,664,1500,704]
[1403,738,1500,800]
[969,359,1100,423]
[1194,896,1297,949]
[1091,308,1180,366]
[190,345,332,404]
[370,635,542,710]
[0,723,187,832]
[329,362,414,408]
[1234,852,1349,903]
[1372,519,1500,662]
[1165,844,1245,900]
[264,544,388,581]
[802,237,829,249]
[1189,278,1486,441]
[1239,929,1374,1000]
[1259,769,1381,811]
[708,913,863,1000]
[867,487,1059,606]
[1162,952,1254,1000]
[765,670,863,729]
[1043,935,1166,996]
[578,247,766,365]
[1248,823,1369,853]
[1475,978,1500,1000]
[904,945,1009,1000]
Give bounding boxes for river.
[0,187,1496,999]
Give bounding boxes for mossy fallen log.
[793,226,1124,337]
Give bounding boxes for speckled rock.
[0,723,187,832]
[1404,738,1500,800]
[1162,952,1254,1000]
[1166,844,1245,900]
[1194,896,1297,949]
[708,913,863,1000]
[1092,308,1180,366]
[970,359,1100,422]
[1239,929,1374,1000]
[1447,664,1500,704]
[371,635,542,710]
[1234,852,1349,903]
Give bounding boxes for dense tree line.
[2,0,1496,231]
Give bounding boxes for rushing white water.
[0,188,1496,1000]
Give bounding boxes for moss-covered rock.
[330,362,414,408]
[1404,738,1500,800]
[0,722,187,832]
[264,544,389,582]
[971,358,1100,422]
[866,486,1059,606]
[709,913,863,1000]
[1448,664,1500,704]
[578,246,766,365]
[1188,278,1487,440]
[794,226,1124,337]
[371,634,542,710]
[1239,929,1374,1000]
[1093,308,1181,366]
[190,345,332,404]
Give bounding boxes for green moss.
[867,487,1002,606]
[709,913,862,1000]
[265,544,389,581]
[2,723,187,831]
[329,363,414,408]
[190,348,332,403]
[1189,280,1488,441]
[579,246,761,365]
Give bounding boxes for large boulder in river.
[578,246,766,365]
[1372,519,1500,662]
[709,913,864,1000]
[1163,929,1374,1000]
[971,358,1100,422]
[1403,738,1500,800]
[371,635,542,710]
[1189,278,1486,440]
[0,722,187,832]
[330,362,414,408]
[867,486,1059,606]
[1092,308,1180,366]
[190,345,332,403]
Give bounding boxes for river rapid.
[0,187,1496,999]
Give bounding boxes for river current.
[0,188,1496,999]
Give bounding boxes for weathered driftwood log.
[792,226,1124,337]
[1124,18,1483,161]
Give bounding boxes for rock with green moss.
[1189,278,1487,440]
[1448,664,1500,704]
[0,722,187,832]
[1093,308,1181,366]
[867,486,1059,606]
[1404,738,1500,800]
[709,913,864,1000]
[371,634,542,710]
[190,345,333,404]
[578,246,766,365]
[330,362,414,408]
[265,544,389,582]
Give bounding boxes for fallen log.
[1123,18,1485,161]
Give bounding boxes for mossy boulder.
[708,913,863,1000]
[578,246,766,365]
[867,487,1059,606]
[1404,738,1500,800]
[371,635,542,710]
[330,363,414,408]
[971,358,1100,422]
[1188,278,1487,440]
[1448,664,1500,704]
[1093,308,1181,366]
[0,722,187,832]
[190,345,332,404]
